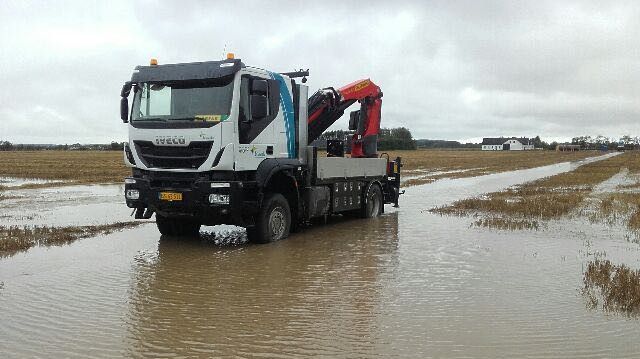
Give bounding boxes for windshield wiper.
[166,117,196,121]
[137,117,167,122]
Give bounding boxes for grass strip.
[432,152,640,228]
[583,259,640,315]
[0,222,144,257]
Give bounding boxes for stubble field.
[0,149,596,189]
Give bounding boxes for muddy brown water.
[2,153,640,357]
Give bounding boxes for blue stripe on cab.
[269,72,295,158]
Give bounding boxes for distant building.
[481,137,534,151]
[556,144,581,152]
[378,128,391,137]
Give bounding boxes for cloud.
[0,0,638,143]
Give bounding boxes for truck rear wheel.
[361,183,383,218]
[249,193,291,244]
[156,214,201,237]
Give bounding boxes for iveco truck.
[120,55,402,243]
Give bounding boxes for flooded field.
[2,152,640,357]
[0,183,133,227]
[0,176,69,188]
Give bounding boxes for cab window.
[239,75,281,144]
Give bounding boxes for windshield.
[131,80,234,123]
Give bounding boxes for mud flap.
[134,207,154,219]
[394,190,405,208]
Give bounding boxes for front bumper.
[124,176,254,226]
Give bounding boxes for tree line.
[0,141,126,151]
[571,135,638,149]
[415,139,479,149]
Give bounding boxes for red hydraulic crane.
[307,79,383,158]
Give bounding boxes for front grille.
[134,141,213,169]
[148,172,200,189]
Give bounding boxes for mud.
[1,152,640,357]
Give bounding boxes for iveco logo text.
[155,136,186,146]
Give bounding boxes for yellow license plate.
[159,192,182,201]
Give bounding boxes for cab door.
[235,75,282,170]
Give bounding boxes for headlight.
[209,193,229,204]
[124,178,137,184]
[126,189,140,200]
[210,183,230,188]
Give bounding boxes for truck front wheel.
[249,193,291,244]
[156,214,201,237]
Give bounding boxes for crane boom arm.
[307,79,383,158]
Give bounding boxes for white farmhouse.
[481,137,534,151]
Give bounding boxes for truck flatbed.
[315,157,387,180]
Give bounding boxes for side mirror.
[120,97,129,123]
[121,81,132,97]
[120,82,132,123]
[250,94,268,119]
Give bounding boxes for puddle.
[405,152,620,210]
[200,225,249,245]
[593,168,633,194]
[0,183,139,227]
[580,166,640,227]
[1,152,640,357]
[0,176,69,188]
[401,168,477,183]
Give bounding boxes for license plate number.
[159,192,182,201]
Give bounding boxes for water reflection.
[125,213,399,357]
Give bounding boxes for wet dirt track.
[2,153,640,358]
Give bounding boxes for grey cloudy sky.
[0,0,638,143]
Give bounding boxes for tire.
[361,183,383,218]
[249,193,291,244]
[156,214,201,237]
